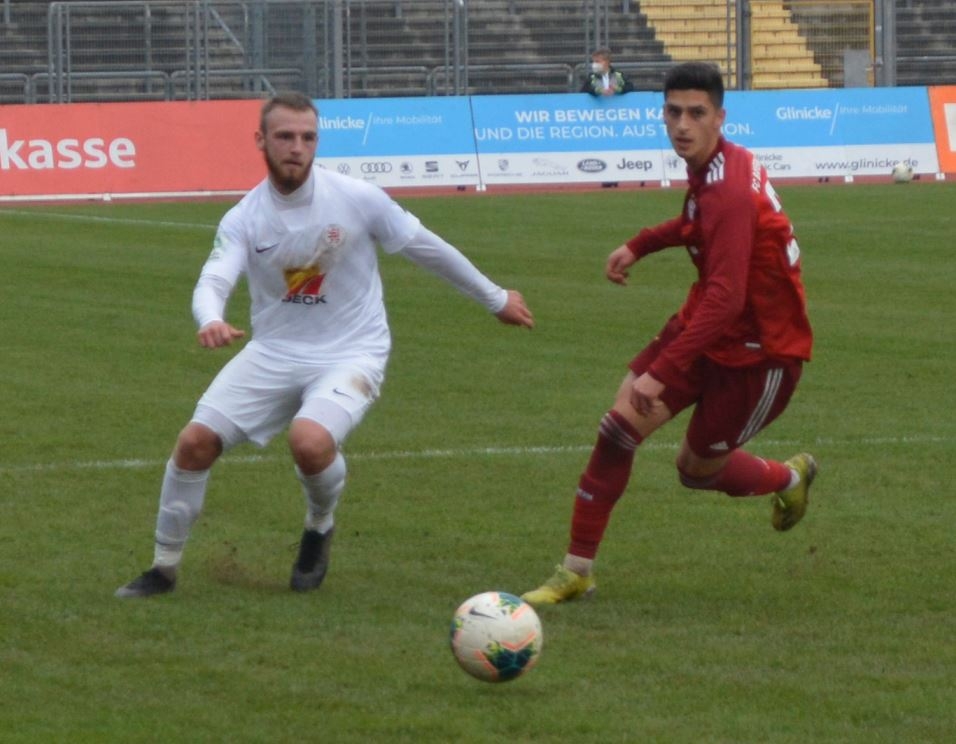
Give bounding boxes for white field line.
[0,435,949,476]
[0,208,217,231]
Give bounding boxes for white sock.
[786,468,800,490]
[563,554,594,577]
[153,459,209,570]
[297,452,346,534]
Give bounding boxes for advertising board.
[312,96,479,188]
[0,100,262,200]
[928,86,956,174]
[0,87,950,202]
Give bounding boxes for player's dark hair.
[260,92,318,133]
[663,62,725,108]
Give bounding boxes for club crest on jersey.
[283,267,327,305]
[322,224,346,251]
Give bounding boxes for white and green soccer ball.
[891,161,914,183]
[449,591,543,682]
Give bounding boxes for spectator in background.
[582,48,634,96]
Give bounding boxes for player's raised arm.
[398,224,534,328]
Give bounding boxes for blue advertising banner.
[470,92,671,185]
[469,88,938,184]
[470,92,668,153]
[722,87,937,179]
[722,87,935,148]
[313,96,479,188]
[308,88,940,190]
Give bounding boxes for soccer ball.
[891,162,914,183]
[449,591,543,682]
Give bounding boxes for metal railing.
[427,63,576,96]
[33,69,171,102]
[0,73,33,104]
[170,66,305,98]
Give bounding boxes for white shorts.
[191,342,385,449]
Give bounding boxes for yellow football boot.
[772,453,818,531]
[521,565,596,606]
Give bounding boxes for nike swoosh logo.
[332,387,354,400]
[468,608,496,619]
[255,242,279,254]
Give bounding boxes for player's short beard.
[264,148,311,194]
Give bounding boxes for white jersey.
[194,167,505,364]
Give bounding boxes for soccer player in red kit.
[522,61,817,606]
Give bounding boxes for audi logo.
[360,161,393,174]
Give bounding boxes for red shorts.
[629,318,803,458]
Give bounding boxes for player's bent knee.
[289,419,337,474]
[174,423,223,470]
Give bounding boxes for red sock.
[568,411,642,559]
[679,450,791,497]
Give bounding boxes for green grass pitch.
[1,182,954,743]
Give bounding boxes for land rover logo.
[577,158,606,173]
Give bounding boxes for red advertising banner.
[928,86,956,175]
[0,99,263,199]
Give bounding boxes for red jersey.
[626,138,812,388]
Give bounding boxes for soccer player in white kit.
[116,92,534,598]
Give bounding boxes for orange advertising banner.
[928,86,956,174]
[0,99,263,199]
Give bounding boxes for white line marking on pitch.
[0,209,216,230]
[0,435,948,475]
